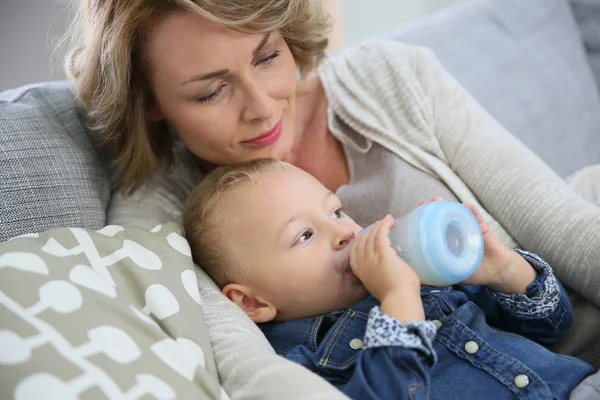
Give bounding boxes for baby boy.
[183,158,593,400]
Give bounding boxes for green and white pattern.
[0,222,225,400]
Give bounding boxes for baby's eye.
[295,230,313,244]
[332,207,344,219]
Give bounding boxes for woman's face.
[145,12,298,165]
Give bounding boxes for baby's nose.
[335,231,355,249]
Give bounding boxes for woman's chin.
[264,139,294,162]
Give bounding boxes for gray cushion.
[382,0,600,178]
[571,0,600,91]
[0,82,111,242]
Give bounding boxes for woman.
[64,0,600,397]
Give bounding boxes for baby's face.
[221,167,368,321]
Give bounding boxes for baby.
[183,158,594,400]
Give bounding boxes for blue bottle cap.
[411,201,484,286]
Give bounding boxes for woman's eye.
[295,230,313,244]
[195,85,225,104]
[332,208,344,219]
[257,50,281,66]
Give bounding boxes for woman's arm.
[416,48,600,308]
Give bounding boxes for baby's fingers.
[463,202,491,234]
[372,215,394,254]
[352,224,371,263]
[352,216,391,262]
[421,196,445,206]
[463,202,484,224]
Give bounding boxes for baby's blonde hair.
[62,0,331,194]
[183,158,293,287]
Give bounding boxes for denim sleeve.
[458,249,572,346]
[339,307,438,399]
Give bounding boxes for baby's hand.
[351,215,425,323]
[350,215,420,302]
[459,202,515,287]
[421,197,532,292]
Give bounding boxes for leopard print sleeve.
[490,249,560,320]
[363,306,437,356]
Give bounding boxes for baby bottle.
[361,201,484,287]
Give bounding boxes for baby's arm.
[281,309,437,400]
[339,308,436,399]
[435,198,573,345]
[340,216,437,398]
[420,197,572,344]
[458,250,572,346]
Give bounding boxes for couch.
[1,0,599,398]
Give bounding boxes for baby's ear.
[222,283,277,323]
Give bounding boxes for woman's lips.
[242,118,283,147]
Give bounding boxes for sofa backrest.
[571,0,600,92]
[382,0,600,178]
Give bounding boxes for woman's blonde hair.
[183,158,292,287]
[63,0,331,193]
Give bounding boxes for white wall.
[0,0,462,91]
[340,0,463,46]
[0,0,70,91]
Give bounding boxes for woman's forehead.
[146,11,270,56]
[145,12,275,79]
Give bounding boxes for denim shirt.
[261,250,594,400]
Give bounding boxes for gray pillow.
[382,0,600,178]
[0,82,111,242]
[571,0,600,91]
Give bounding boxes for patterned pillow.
[0,222,226,400]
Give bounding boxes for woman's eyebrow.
[182,69,229,85]
[181,33,271,86]
[253,33,271,58]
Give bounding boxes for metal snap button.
[464,341,479,354]
[514,374,529,388]
[349,338,363,350]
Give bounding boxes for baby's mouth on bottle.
[345,263,361,282]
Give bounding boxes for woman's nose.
[241,78,276,122]
[333,229,355,250]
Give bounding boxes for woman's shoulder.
[318,40,446,123]
[345,39,432,59]
[318,39,443,101]
[322,39,437,76]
